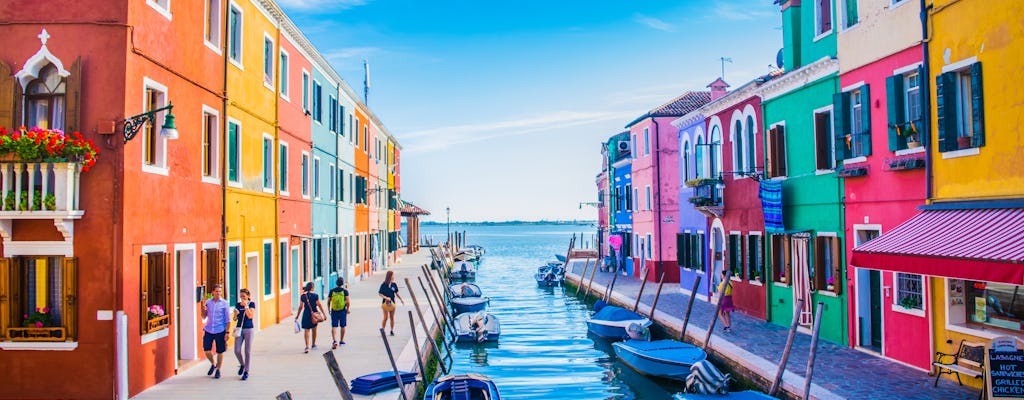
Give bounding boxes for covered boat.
[451,261,477,280]
[612,339,708,381]
[586,305,651,340]
[451,296,489,314]
[449,282,483,298]
[673,392,776,400]
[424,373,501,400]
[454,312,500,343]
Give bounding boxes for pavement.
[565,260,982,400]
[134,250,442,400]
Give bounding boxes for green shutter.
[970,62,985,147]
[860,85,872,156]
[937,72,958,152]
[886,75,905,151]
[833,92,850,160]
[228,124,238,181]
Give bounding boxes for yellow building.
[224,0,282,329]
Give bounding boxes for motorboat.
[671,360,778,399]
[451,296,489,314]
[450,261,476,280]
[449,282,483,298]
[454,312,500,343]
[586,305,651,340]
[534,263,565,286]
[424,373,501,400]
[612,339,709,381]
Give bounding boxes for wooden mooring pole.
[405,278,454,359]
[679,275,702,341]
[584,258,598,299]
[408,311,429,384]
[769,298,805,396]
[702,269,733,351]
[632,269,650,312]
[802,302,826,400]
[379,328,410,400]
[604,266,621,302]
[575,257,591,296]
[647,272,666,319]
[419,275,456,339]
[323,350,356,400]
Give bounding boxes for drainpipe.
[116,311,128,399]
[220,0,230,297]
[653,118,662,283]
[921,0,933,202]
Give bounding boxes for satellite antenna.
[720,57,733,80]
[776,49,784,70]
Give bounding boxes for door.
[176,249,198,361]
[869,270,883,349]
[291,247,300,305]
[792,237,813,326]
[711,228,725,297]
[246,253,260,331]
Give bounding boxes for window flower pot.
[957,136,972,149]
[7,327,66,341]
[906,139,921,149]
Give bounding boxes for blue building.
[608,131,635,275]
[673,110,713,298]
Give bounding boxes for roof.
[400,202,431,216]
[626,91,712,128]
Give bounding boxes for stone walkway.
[566,260,981,400]
[135,250,443,400]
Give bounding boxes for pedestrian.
[378,270,405,335]
[201,284,231,379]
[295,282,327,353]
[718,270,734,333]
[233,288,256,380]
[328,277,350,349]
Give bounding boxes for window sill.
[891,303,926,317]
[262,187,275,194]
[815,169,835,176]
[748,280,764,286]
[264,81,274,92]
[0,341,78,351]
[280,190,290,197]
[941,147,980,159]
[816,290,839,298]
[142,164,169,176]
[280,93,290,102]
[204,40,223,56]
[227,181,243,189]
[229,58,244,71]
[146,1,173,21]
[839,23,860,35]
[843,156,868,165]
[773,281,790,288]
[202,176,221,185]
[889,0,912,10]
[141,328,169,344]
[945,323,1024,343]
[895,147,926,156]
[813,29,833,43]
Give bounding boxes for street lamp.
[446,207,451,246]
[122,103,178,143]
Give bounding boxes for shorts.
[721,296,736,313]
[203,331,227,353]
[331,310,347,328]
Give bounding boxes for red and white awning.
[851,208,1024,284]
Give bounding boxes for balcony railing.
[0,162,83,218]
[686,178,723,207]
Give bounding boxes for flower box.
[144,315,170,334]
[7,327,66,342]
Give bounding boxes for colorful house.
[836,0,930,370]
[628,91,711,283]
[608,132,635,275]
[759,0,848,344]
[674,110,712,297]
[337,85,357,283]
[309,63,338,297]
[353,106,371,277]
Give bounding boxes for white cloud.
[633,13,674,32]
[711,1,775,21]
[276,0,368,12]
[323,47,384,64]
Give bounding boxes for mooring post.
[418,275,456,340]
[702,269,733,351]
[632,269,650,312]
[407,277,454,356]
[802,302,826,400]
[575,257,591,296]
[584,258,598,299]
[424,272,457,333]
[679,275,702,341]
[769,298,805,396]
[604,266,620,302]
[379,328,410,400]
[323,350,356,400]
[648,272,666,319]
[408,310,429,384]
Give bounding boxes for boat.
[465,244,485,256]
[672,391,776,400]
[424,373,501,400]
[612,339,709,381]
[454,250,479,262]
[450,261,477,280]
[454,312,500,343]
[555,254,567,262]
[449,282,483,298]
[586,305,651,340]
[534,263,565,286]
[451,296,489,314]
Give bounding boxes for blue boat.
[586,305,651,340]
[555,254,567,262]
[451,296,489,314]
[449,282,483,298]
[612,339,708,381]
[450,261,476,280]
[454,312,500,343]
[673,391,776,400]
[424,373,501,400]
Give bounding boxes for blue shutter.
[936,72,958,152]
[885,75,905,151]
[833,92,850,160]
[859,85,872,157]
[970,62,985,147]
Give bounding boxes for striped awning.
[851,208,1024,284]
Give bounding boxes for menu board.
[988,337,1024,399]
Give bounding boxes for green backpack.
[330,290,346,311]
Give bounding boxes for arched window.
[681,139,691,181]
[710,126,722,178]
[733,119,744,173]
[25,64,66,131]
[695,136,705,179]
[746,115,756,173]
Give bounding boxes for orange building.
[354,106,371,278]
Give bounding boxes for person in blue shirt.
[232,288,256,380]
[202,284,232,379]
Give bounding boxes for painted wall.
[354,106,370,278]
[677,117,712,296]
[629,116,682,283]
[611,162,633,276]
[309,65,337,296]
[337,88,357,283]
[836,0,922,73]
[781,0,838,70]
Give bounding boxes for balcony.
[686,178,724,218]
[0,162,83,242]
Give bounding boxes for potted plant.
[24,307,53,328]
[826,276,836,291]
[897,121,921,149]
[0,127,99,172]
[898,296,921,309]
[957,135,972,149]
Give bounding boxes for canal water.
[418,223,679,400]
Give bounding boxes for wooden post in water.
[604,266,620,302]
[648,272,666,319]
[802,302,826,400]
[379,328,410,400]
[702,269,733,351]
[424,269,456,331]
[574,257,590,296]
[408,310,429,383]
[418,275,456,340]
[768,298,804,397]
[679,276,702,341]
[632,269,651,312]
[584,258,598,299]
[407,277,455,354]
[323,350,356,400]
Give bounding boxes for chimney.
[707,78,730,101]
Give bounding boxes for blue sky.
[279,0,782,222]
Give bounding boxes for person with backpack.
[717,270,735,333]
[328,277,350,349]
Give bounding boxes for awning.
[851,208,1024,284]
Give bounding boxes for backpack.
[330,289,346,311]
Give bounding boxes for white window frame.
[301,70,310,113]
[838,0,859,32]
[312,79,322,125]
[813,104,836,174]
[203,0,222,54]
[227,2,243,70]
[279,239,290,293]
[262,239,275,300]
[262,133,274,193]
[729,111,745,174]
[313,156,321,200]
[278,140,289,196]
[646,233,653,259]
[329,162,336,203]
[747,232,764,284]
[813,0,833,41]
[742,105,758,177]
[226,117,243,188]
[633,187,639,211]
[279,48,290,101]
[643,127,650,156]
[328,95,337,133]
[262,33,274,90]
[141,77,170,176]
[645,185,652,210]
[201,105,221,184]
[301,151,310,199]
[632,134,637,158]
[146,0,172,21]
[892,272,926,317]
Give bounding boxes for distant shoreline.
[417,220,596,226]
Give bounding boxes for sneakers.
[332,341,338,350]
[339,340,346,345]
[390,330,395,336]
[304,347,309,353]
[207,365,217,376]
[311,344,318,350]
[241,372,249,381]
[723,326,732,333]
[214,369,221,379]
[238,365,244,376]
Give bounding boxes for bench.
[932,340,985,399]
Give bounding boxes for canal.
[420,223,679,400]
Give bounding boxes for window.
[695,135,706,178]
[140,252,170,334]
[228,120,240,183]
[339,106,346,137]
[0,257,78,341]
[263,242,273,298]
[835,87,872,159]
[279,242,288,291]
[263,36,274,86]
[147,0,171,19]
[312,80,322,123]
[643,128,650,155]
[747,235,764,282]
[957,280,1023,334]
[886,67,926,151]
[24,64,66,131]
[728,234,743,279]
[329,163,335,202]
[204,0,221,50]
[262,135,273,190]
[842,0,858,29]
[771,235,791,284]
[814,109,834,170]
[141,80,168,170]
[349,114,355,140]
[646,234,653,259]
[328,96,337,133]
[632,135,637,158]
[624,184,632,211]
[313,157,320,199]
[745,116,756,174]
[228,4,242,64]
[201,248,222,294]
[815,0,832,36]
[681,140,691,181]
[279,142,288,193]
[354,118,360,146]
[895,273,923,310]
[279,50,289,99]
[732,119,744,173]
[633,187,639,211]
[202,107,219,180]
[226,245,240,305]
[338,168,345,203]
[814,236,840,294]
[363,126,368,153]
[937,62,985,152]
[645,186,652,210]
[710,126,722,178]
[301,152,309,197]
[301,71,310,113]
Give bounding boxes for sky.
[278,0,782,223]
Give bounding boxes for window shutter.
[65,57,82,133]
[62,257,78,340]
[140,254,149,332]
[970,62,985,147]
[831,238,842,295]
[886,74,905,151]
[784,237,792,286]
[936,72,958,152]
[163,253,173,322]
[814,113,830,170]
[776,125,787,177]
[766,127,776,177]
[199,249,208,290]
[833,92,850,160]
[813,237,825,291]
[0,258,9,339]
[0,62,15,129]
[859,85,872,156]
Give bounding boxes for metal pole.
[379,328,410,400]
[679,276,702,341]
[769,298,805,396]
[802,302,826,400]
[648,272,666,319]
[632,269,650,312]
[575,256,590,296]
[703,269,733,351]
[408,311,429,384]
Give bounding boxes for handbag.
[232,303,246,338]
[382,300,396,312]
[303,294,325,324]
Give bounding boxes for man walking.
[329,277,350,349]
[202,284,231,379]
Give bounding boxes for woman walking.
[717,270,735,333]
[295,282,327,353]
[378,270,405,335]
[233,289,256,380]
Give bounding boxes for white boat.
[454,312,501,343]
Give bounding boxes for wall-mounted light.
[122,103,178,143]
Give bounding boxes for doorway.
[175,248,198,362]
[711,227,724,297]
[246,252,260,331]
[792,237,813,326]
[857,268,883,351]
[291,246,300,305]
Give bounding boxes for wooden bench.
[933,340,985,399]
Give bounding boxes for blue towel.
[758,180,784,233]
